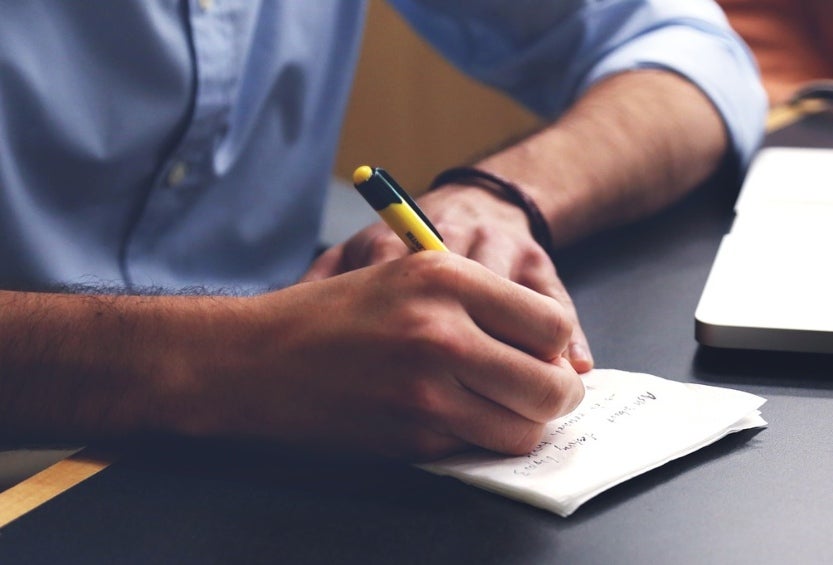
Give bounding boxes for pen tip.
[352,165,373,186]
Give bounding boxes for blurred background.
[334,0,541,194]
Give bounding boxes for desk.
[1,113,832,564]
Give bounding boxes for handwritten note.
[419,369,766,517]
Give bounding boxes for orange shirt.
[718,0,833,105]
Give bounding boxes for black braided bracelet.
[428,166,556,259]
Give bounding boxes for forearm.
[0,290,240,441]
[476,70,729,246]
[0,256,586,460]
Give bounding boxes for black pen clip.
[376,168,444,241]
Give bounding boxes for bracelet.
[428,166,556,258]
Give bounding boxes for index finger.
[513,255,594,373]
[449,256,574,362]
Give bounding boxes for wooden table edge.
[0,448,112,528]
[766,98,828,133]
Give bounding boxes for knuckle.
[500,234,550,273]
[412,324,468,365]
[393,309,470,367]
[406,250,463,285]
[364,234,405,264]
[535,379,563,420]
[524,243,555,266]
[563,373,586,413]
[433,221,466,245]
[536,368,585,420]
[540,308,574,349]
[470,224,494,244]
[507,422,546,455]
[399,376,447,423]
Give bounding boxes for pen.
[352,165,449,253]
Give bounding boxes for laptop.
[695,147,833,353]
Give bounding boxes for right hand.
[303,185,594,373]
[191,252,584,461]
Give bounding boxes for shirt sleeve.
[388,0,767,170]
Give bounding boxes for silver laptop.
[695,147,833,353]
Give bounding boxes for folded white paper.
[419,369,766,517]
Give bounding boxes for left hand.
[302,184,593,373]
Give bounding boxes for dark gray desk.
[1,114,832,564]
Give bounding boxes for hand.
[203,252,584,461]
[304,184,593,373]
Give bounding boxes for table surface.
[1,112,832,564]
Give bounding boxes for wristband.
[428,166,556,258]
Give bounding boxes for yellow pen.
[352,165,449,253]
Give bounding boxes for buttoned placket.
[120,0,246,285]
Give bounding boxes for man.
[0,1,765,462]
[718,0,833,104]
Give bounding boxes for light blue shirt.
[0,0,765,293]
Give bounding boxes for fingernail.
[569,343,593,366]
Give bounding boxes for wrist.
[143,294,255,439]
[429,166,557,258]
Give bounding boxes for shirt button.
[198,0,213,11]
[166,161,189,188]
